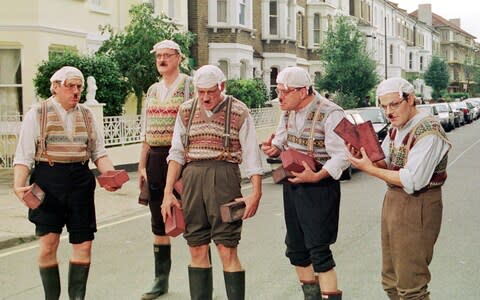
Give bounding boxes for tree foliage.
[424,56,449,100]
[97,3,195,114]
[317,16,378,109]
[226,79,269,108]
[33,52,127,116]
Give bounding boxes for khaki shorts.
[181,160,243,248]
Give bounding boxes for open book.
[333,117,385,162]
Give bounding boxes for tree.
[97,3,195,114]
[226,79,269,108]
[33,52,127,116]
[424,56,449,100]
[317,16,378,108]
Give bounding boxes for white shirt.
[271,98,350,180]
[13,97,107,169]
[167,98,264,178]
[381,111,451,194]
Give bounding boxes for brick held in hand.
[97,169,129,188]
[165,203,185,237]
[280,149,317,173]
[271,166,293,184]
[23,183,45,210]
[138,179,149,206]
[220,201,246,223]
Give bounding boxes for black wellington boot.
[321,290,342,300]
[141,244,171,300]
[301,281,321,300]
[39,265,61,300]
[68,262,90,300]
[224,270,245,300]
[188,266,213,300]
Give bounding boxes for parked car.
[344,109,366,125]
[417,104,441,124]
[447,102,464,127]
[454,101,474,124]
[463,99,480,120]
[431,103,455,131]
[356,107,390,143]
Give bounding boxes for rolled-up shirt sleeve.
[271,112,287,152]
[90,113,108,162]
[239,114,264,178]
[398,135,450,194]
[166,114,186,165]
[322,110,350,180]
[13,107,39,169]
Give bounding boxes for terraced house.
[1,0,479,117]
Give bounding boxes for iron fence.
[0,106,278,169]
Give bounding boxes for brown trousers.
[381,186,442,300]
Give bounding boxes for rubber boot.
[224,270,245,300]
[141,244,171,300]
[301,281,321,300]
[322,290,342,299]
[68,262,90,300]
[39,265,61,300]
[188,266,213,300]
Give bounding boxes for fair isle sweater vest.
[388,116,451,188]
[35,99,94,163]
[145,76,191,146]
[285,96,343,166]
[179,97,249,163]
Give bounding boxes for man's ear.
[407,93,415,104]
[219,81,226,92]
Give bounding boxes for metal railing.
[251,106,278,128]
[0,115,22,168]
[103,115,142,146]
[0,106,279,169]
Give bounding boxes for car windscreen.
[435,105,448,112]
[358,109,386,123]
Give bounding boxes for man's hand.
[13,184,32,207]
[161,192,181,222]
[138,167,147,189]
[238,193,260,220]
[261,133,280,157]
[288,161,319,184]
[348,147,374,172]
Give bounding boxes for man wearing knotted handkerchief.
[162,65,263,300]
[137,39,194,300]
[261,66,349,299]
[349,78,451,300]
[13,66,120,299]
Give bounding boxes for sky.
[392,0,479,42]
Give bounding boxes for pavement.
[0,167,150,250]
[0,159,274,250]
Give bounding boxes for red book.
[280,148,317,172]
[97,170,129,188]
[333,117,385,162]
[165,204,185,237]
[23,183,45,210]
